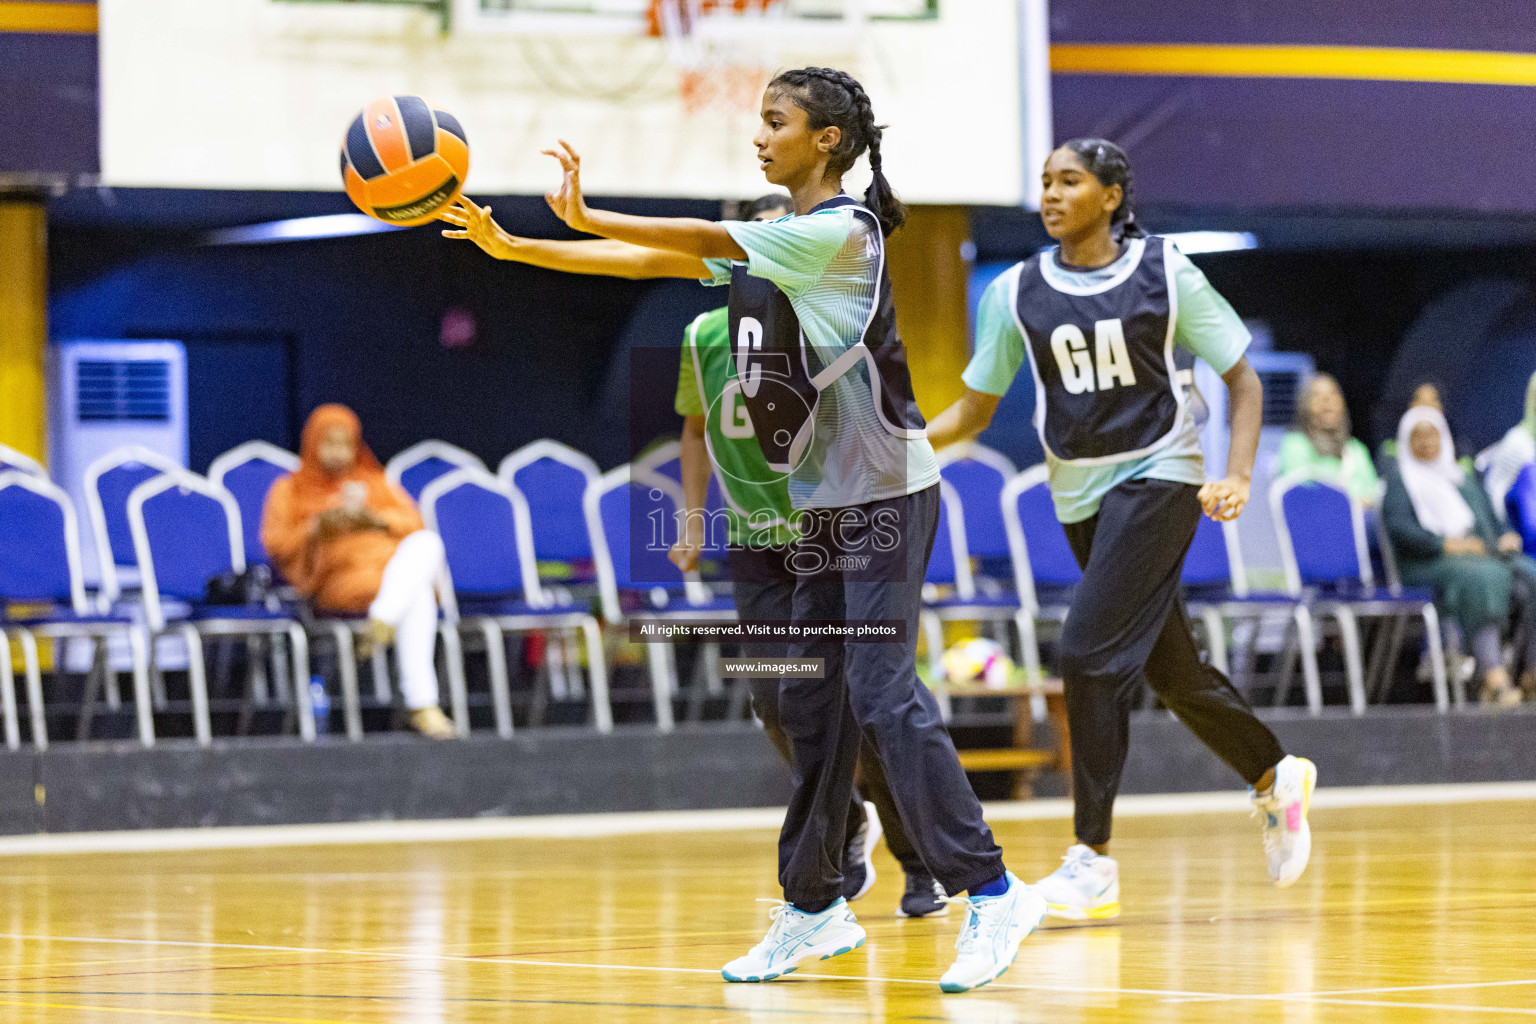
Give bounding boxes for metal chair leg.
[100,635,122,710]
[547,631,569,701]
[1293,606,1324,716]
[1198,606,1230,675]
[921,611,946,686]
[285,624,314,741]
[439,623,470,738]
[1014,611,1046,724]
[328,622,362,741]
[563,628,586,699]
[580,616,613,734]
[645,637,676,732]
[127,628,154,748]
[1330,606,1367,715]
[17,631,46,751]
[477,620,513,739]
[176,625,212,747]
[370,641,391,704]
[1422,603,1450,711]
[0,629,18,751]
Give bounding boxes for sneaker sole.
[938,895,1047,994]
[1272,758,1318,889]
[1044,900,1120,921]
[895,902,951,919]
[721,935,866,983]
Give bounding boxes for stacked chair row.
[925,443,1449,717]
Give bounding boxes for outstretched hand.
[439,197,511,259]
[543,139,594,233]
[1198,476,1250,522]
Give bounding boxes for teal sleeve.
[961,267,1027,396]
[1169,246,1250,374]
[722,210,851,298]
[701,257,733,287]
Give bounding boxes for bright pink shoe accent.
[1286,803,1302,831]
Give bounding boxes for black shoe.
[839,802,881,902]
[897,873,949,918]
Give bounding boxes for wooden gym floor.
[0,791,1533,1022]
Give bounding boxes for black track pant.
[775,485,1004,905]
[733,558,923,875]
[1058,478,1287,847]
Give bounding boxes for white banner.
[100,0,1036,205]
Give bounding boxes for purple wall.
[1049,1,1536,214]
[0,5,98,176]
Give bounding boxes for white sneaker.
[721,898,866,983]
[1251,755,1318,888]
[938,872,1047,994]
[1034,845,1120,920]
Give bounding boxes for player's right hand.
[542,139,593,233]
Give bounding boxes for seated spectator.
[1276,372,1380,502]
[1382,406,1536,705]
[1481,369,1536,522]
[261,405,455,738]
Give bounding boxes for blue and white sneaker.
[1034,845,1120,920]
[938,872,1047,994]
[1251,755,1317,888]
[721,898,866,983]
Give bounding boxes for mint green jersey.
[675,307,798,547]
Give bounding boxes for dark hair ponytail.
[768,66,907,237]
[1061,137,1145,240]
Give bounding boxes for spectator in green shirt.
[1275,373,1380,503]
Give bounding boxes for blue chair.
[127,472,313,744]
[386,440,486,502]
[0,442,45,479]
[938,442,1018,585]
[1181,513,1321,705]
[500,439,603,584]
[1271,471,1449,713]
[585,465,735,732]
[422,467,613,736]
[0,472,152,749]
[1506,462,1536,555]
[1000,466,1082,682]
[84,445,183,610]
[208,441,300,571]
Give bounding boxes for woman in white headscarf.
[1481,369,1536,523]
[1382,406,1536,703]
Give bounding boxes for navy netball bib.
[726,194,925,474]
[1011,236,1184,464]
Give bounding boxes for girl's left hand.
[542,139,593,233]
[1500,531,1524,554]
[439,197,511,259]
[1198,476,1250,522]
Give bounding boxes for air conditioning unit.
[48,340,188,587]
[1193,343,1315,589]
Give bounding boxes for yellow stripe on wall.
[1051,42,1536,89]
[0,1,96,34]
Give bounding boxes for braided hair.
[767,67,907,237]
[1060,138,1145,240]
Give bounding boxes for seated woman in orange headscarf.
[261,404,455,738]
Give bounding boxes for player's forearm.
[679,417,711,516]
[580,208,746,261]
[499,236,708,280]
[1222,356,1263,482]
[925,388,1002,450]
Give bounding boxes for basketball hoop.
[648,0,784,115]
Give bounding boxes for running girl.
[443,67,1043,994]
[927,138,1316,920]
